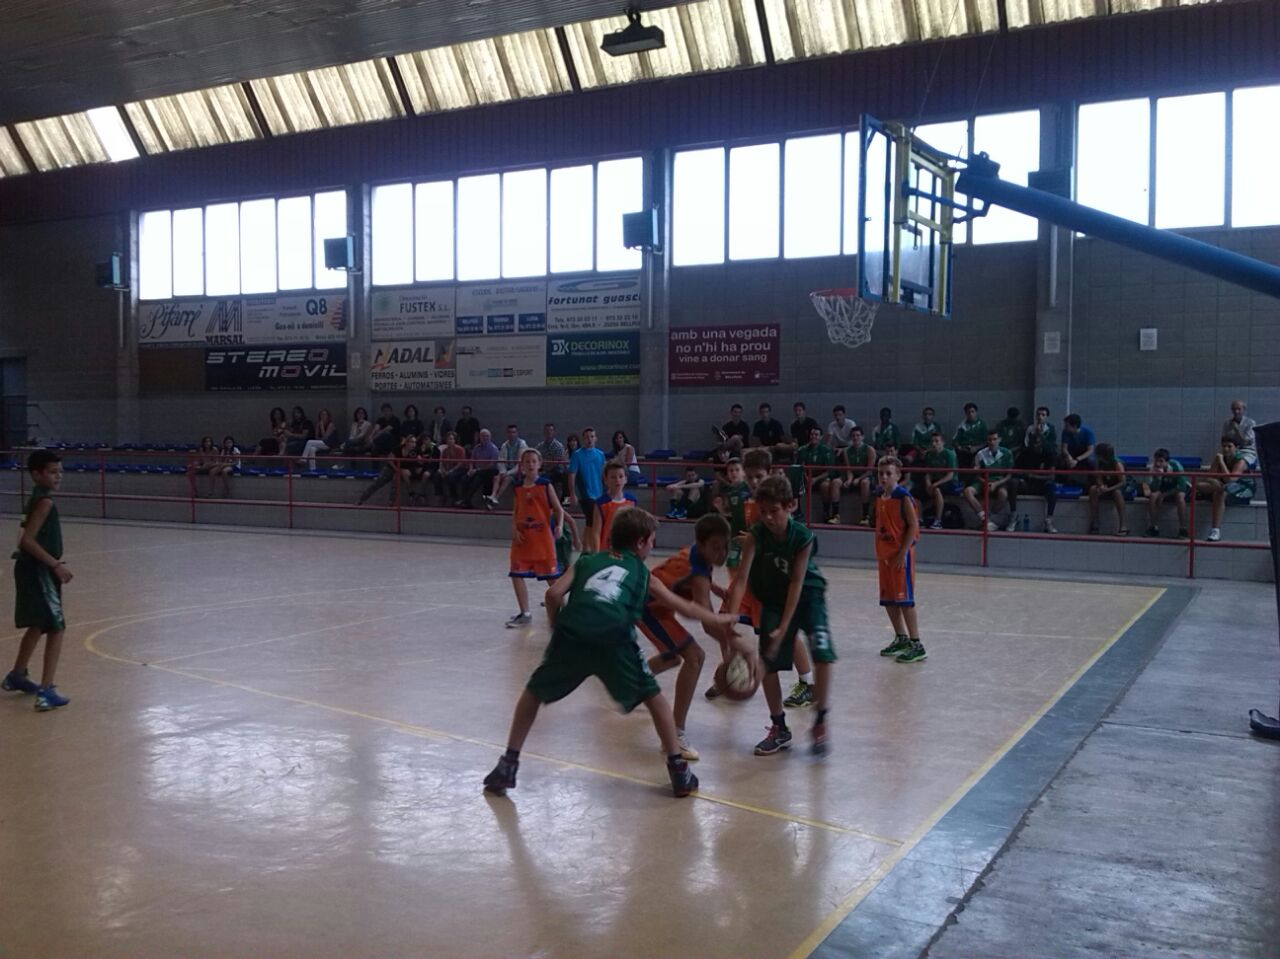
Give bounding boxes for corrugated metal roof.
[13,113,109,171]
[395,29,571,113]
[763,0,1000,59]
[125,86,263,153]
[251,60,404,135]
[0,128,29,177]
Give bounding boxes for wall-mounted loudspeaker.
[622,209,659,251]
[95,253,125,290]
[323,235,356,271]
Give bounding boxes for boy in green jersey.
[839,426,878,526]
[1196,436,1255,542]
[724,475,836,757]
[795,426,839,525]
[1144,448,1189,539]
[714,458,750,562]
[907,406,941,465]
[952,402,987,470]
[963,429,1017,531]
[871,407,901,453]
[3,451,74,711]
[484,508,739,798]
[916,432,959,530]
[995,407,1025,455]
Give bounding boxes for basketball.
[715,653,760,701]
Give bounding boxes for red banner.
[668,324,780,386]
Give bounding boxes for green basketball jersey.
[13,486,62,565]
[722,481,751,533]
[844,443,874,469]
[556,550,650,645]
[748,518,826,607]
[953,418,987,449]
[923,446,957,477]
[795,442,835,479]
[912,422,941,449]
[996,419,1023,451]
[975,445,1013,482]
[871,423,901,451]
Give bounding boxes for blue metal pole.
[956,169,1280,299]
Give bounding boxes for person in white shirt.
[827,405,856,451]
[485,424,529,509]
[1222,400,1257,466]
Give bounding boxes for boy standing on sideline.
[874,458,926,663]
[506,449,566,628]
[724,475,836,756]
[3,451,73,711]
[483,509,738,798]
[568,427,608,551]
[596,462,638,551]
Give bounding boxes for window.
[276,196,312,290]
[313,190,348,290]
[86,107,139,163]
[502,168,548,278]
[138,210,172,300]
[457,173,501,281]
[1077,99,1150,224]
[550,165,594,273]
[1232,86,1280,228]
[784,134,841,259]
[372,183,413,286]
[673,148,726,266]
[596,157,642,272]
[842,131,861,255]
[204,202,240,296]
[239,198,277,294]
[1156,93,1225,230]
[414,181,454,282]
[971,110,1040,243]
[729,143,780,260]
[171,208,204,296]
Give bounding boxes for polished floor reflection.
[0,521,1162,959]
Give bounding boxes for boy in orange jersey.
[873,457,926,663]
[506,449,566,628]
[594,461,637,552]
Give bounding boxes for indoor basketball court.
[2,519,1163,958]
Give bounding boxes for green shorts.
[13,560,65,633]
[525,632,661,713]
[758,587,836,673]
[555,537,573,573]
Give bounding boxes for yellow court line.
[782,586,1166,959]
[81,613,899,847]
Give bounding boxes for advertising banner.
[141,295,347,348]
[546,331,641,387]
[455,282,547,336]
[455,335,547,390]
[205,343,347,391]
[546,275,643,332]
[668,324,781,386]
[369,340,457,392]
[371,286,456,340]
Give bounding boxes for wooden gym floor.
[0,520,1162,959]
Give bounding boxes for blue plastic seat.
[683,450,710,462]
[1172,456,1202,471]
[1118,455,1147,469]
[1055,483,1085,500]
[645,449,676,460]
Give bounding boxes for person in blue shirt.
[568,426,608,551]
[1059,413,1097,475]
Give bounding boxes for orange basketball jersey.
[650,545,713,604]
[595,492,637,550]
[512,478,558,566]
[874,485,918,560]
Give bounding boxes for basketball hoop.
[810,288,878,349]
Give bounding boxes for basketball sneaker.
[34,685,69,711]
[879,635,911,657]
[667,757,699,797]
[505,612,533,628]
[895,641,928,664]
[704,683,723,700]
[810,721,828,756]
[1043,518,1058,533]
[483,755,519,795]
[784,680,814,708]
[2,669,39,694]
[1207,528,1221,542]
[754,724,793,755]
[1145,525,1160,537]
[928,518,943,530]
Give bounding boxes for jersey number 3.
[585,566,629,603]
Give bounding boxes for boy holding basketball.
[484,508,738,798]
[875,457,926,663]
[3,450,73,711]
[724,475,835,755]
[506,449,566,628]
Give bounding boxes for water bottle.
[1019,514,1029,532]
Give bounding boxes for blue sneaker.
[34,685,69,711]
[2,669,39,694]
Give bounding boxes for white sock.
[800,672,814,685]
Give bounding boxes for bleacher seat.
[1119,455,1147,469]
[1055,484,1084,500]
[645,449,676,460]
[683,450,710,461]
[1173,456,1202,470]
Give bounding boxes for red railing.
[0,449,1267,579]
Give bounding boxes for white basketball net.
[810,289,878,350]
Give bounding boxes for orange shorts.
[877,550,915,606]
[719,582,762,627]
[510,555,561,580]
[638,606,695,660]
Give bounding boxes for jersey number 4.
[584,566,630,603]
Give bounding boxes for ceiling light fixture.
[601,6,665,57]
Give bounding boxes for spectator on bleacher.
[191,436,218,498]
[1197,436,1255,542]
[370,403,401,456]
[460,428,501,509]
[210,435,239,498]
[1144,448,1189,539]
[258,407,287,455]
[1017,405,1059,534]
[401,404,424,439]
[996,407,1025,455]
[795,425,838,524]
[610,430,643,486]
[455,406,481,450]
[871,407,901,453]
[838,425,878,526]
[485,425,529,508]
[952,403,987,470]
[790,402,821,455]
[440,431,469,504]
[340,407,374,459]
[357,434,417,507]
[282,407,314,458]
[665,466,707,519]
[964,429,1018,532]
[565,432,581,457]
[827,405,856,452]
[917,432,959,530]
[907,406,941,465]
[536,423,569,501]
[427,406,452,445]
[752,403,789,463]
[717,404,751,447]
[1222,400,1257,466]
[1058,413,1097,475]
[1086,443,1129,536]
[412,434,442,506]
[300,408,339,471]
